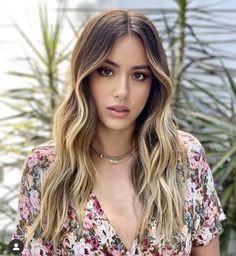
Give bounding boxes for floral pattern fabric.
[12,130,226,255]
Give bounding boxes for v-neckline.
[90,189,138,255]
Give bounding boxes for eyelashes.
[97,67,112,77]
[97,66,149,81]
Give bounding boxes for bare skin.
[92,157,142,252]
[88,34,151,251]
[92,158,221,253]
[88,34,149,252]
[191,236,220,256]
[88,34,220,253]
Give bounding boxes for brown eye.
[133,73,148,81]
[97,67,113,77]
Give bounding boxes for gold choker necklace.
[91,146,137,165]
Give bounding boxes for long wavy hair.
[25,9,187,248]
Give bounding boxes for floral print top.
[12,130,226,255]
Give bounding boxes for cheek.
[89,82,103,103]
[88,77,111,102]
[136,85,151,106]
[90,87,100,102]
[88,74,101,99]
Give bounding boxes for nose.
[113,75,128,100]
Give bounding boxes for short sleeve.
[187,135,226,247]
[11,145,57,255]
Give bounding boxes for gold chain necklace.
[91,146,137,165]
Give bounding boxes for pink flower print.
[206,205,218,227]
[197,228,210,244]
[38,153,50,167]
[73,239,92,254]
[67,207,75,221]
[93,200,104,216]
[21,248,32,256]
[46,152,56,165]
[38,158,46,167]
[107,246,121,255]
[19,195,32,219]
[30,241,49,255]
[194,153,201,161]
[160,244,173,256]
[26,174,34,189]
[61,231,78,249]
[27,154,40,170]
[202,161,209,171]
[29,189,40,210]
[84,212,94,229]
[141,237,150,251]
[190,152,201,169]
[87,235,99,249]
[62,236,71,249]
[192,174,200,188]
[44,240,55,255]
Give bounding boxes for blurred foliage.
[0,241,8,255]
[0,1,75,252]
[0,0,236,255]
[155,0,236,254]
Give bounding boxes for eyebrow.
[104,59,150,71]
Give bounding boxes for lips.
[107,105,130,112]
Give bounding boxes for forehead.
[107,34,148,65]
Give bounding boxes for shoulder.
[33,139,55,154]
[17,140,56,223]
[177,130,202,148]
[23,140,56,180]
[28,140,55,165]
[177,130,210,182]
[177,132,226,246]
[177,130,206,160]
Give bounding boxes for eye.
[133,73,148,81]
[97,67,113,77]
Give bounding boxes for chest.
[92,185,143,252]
[65,192,192,255]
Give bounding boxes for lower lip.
[107,108,129,117]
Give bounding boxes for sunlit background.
[0,0,236,256]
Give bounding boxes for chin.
[101,120,135,132]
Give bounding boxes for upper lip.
[107,105,130,111]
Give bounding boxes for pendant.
[109,159,118,165]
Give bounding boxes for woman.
[12,9,225,255]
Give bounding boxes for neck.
[92,126,136,156]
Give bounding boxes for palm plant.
[156,0,236,254]
[176,68,236,255]
[135,0,236,253]
[1,0,236,254]
[0,1,74,251]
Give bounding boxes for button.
[8,239,24,255]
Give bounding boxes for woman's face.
[88,34,152,133]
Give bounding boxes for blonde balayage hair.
[25,9,187,248]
